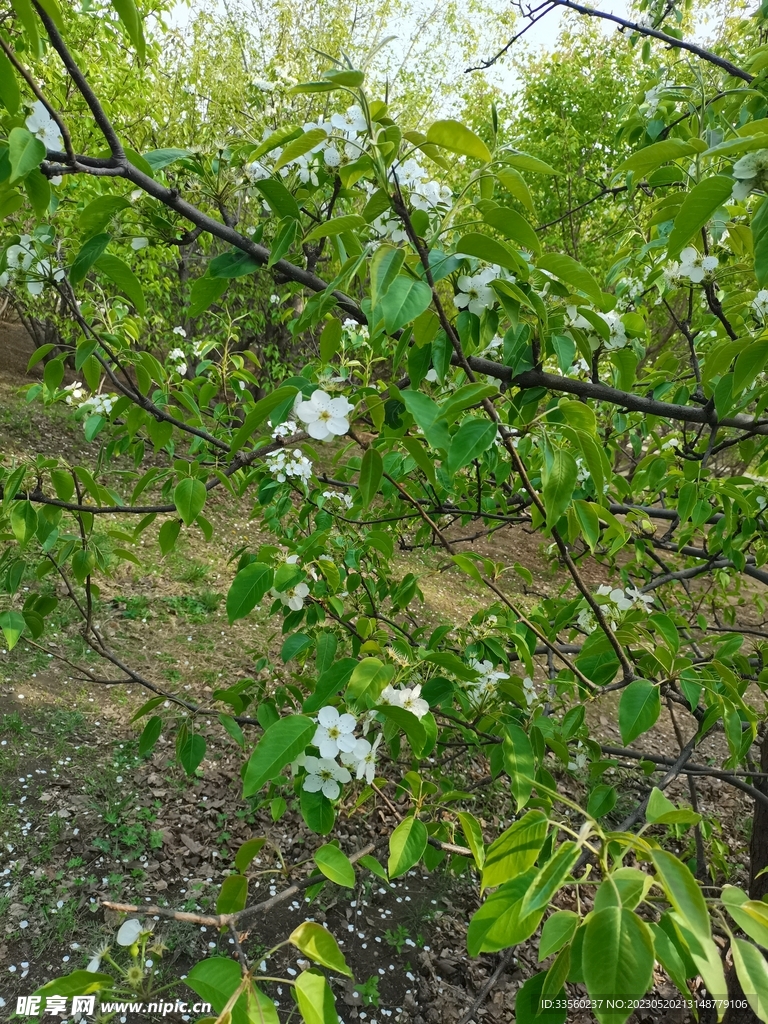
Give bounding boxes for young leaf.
[481,809,547,890]
[426,119,491,162]
[8,128,44,184]
[95,254,146,314]
[110,0,146,60]
[313,844,355,888]
[216,874,248,914]
[542,447,577,529]
[388,816,428,877]
[502,724,535,812]
[666,176,733,258]
[294,968,341,1024]
[290,922,351,976]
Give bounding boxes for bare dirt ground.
[0,320,756,1024]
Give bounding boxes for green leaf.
[502,724,535,812]
[8,127,46,183]
[142,148,192,170]
[537,253,602,304]
[379,275,432,334]
[467,868,542,954]
[138,716,162,756]
[539,910,580,960]
[23,168,50,218]
[481,809,547,890]
[187,958,278,1024]
[542,447,577,529]
[733,339,768,393]
[587,784,617,819]
[482,206,541,255]
[110,0,146,60]
[388,816,428,878]
[518,841,579,917]
[426,119,491,162]
[445,417,497,475]
[455,231,524,274]
[0,48,20,114]
[722,886,768,948]
[305,214,366,243]
[650,848,710,936]
[645,787,699,825]
[294,968,340,1024]
[174,478,206,526]
[32,970,114,1000]
[70,233,111,288]
[319,318,342,363]
[79,195,131,235]
[11,499,37,546]
[667,176,734,258]
[289,922,351,978]
[502,152,558,175]
[515,972,566,1024]
[158,519,181,556]
[732,937,768,1020]
[752,197,768,287]
[457,811,485,870]
[281,632,313,663]
[95,254,146,314]
[348,657,394,701]
[376,705,427,755]
[574,499,600,552]
[614,138,700,178]
[618,679,660,744]
[270,125,327,169]
[179,734,206,775]
[300,788,335,834]
[0,609,25,650]
[582,908,654,1024]
[313,844,356,888]
[242,715,315,796]
[209,250,261,279]
[234,838,266,872]
[358,447,383,508]
[10,0,41,55]
[216,874,248,914]
[254,178,301,220]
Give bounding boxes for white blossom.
[322,489,354,509]
[25,100,64,151]
[302,755,351,799]
[294,390,353,441]
[131,237,148,250]
[753,289,768,319]
[270,581,310,611]
[313,706,358,758]
[453,268,497,316]
[116,919,142,947]
[341,733,382,783]
[732,149,768,202]
[378,684,429,719]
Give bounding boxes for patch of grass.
[1,710,27,734]
[178,561,211,584]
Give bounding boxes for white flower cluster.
[4,235,65,296]
[246,106,368,187]
[80,393,117,416]
[271,419,299,440]
[577,584,654,634]
[732,150,768,202]
[62,381,85,405]
[294,389,353,441]
[378,683,429,719]
[168,347,187,376]
[566,305,628,350]
[342,318,370,344]
[753,289,768,319]
[296,706,383,797]
[370,157,452,241]
[664,247,718,285]
[322,489,354,509]
[454,266,501,316]
[265,448,313,486]
[466,658,509,704]
[643,85,664,118]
